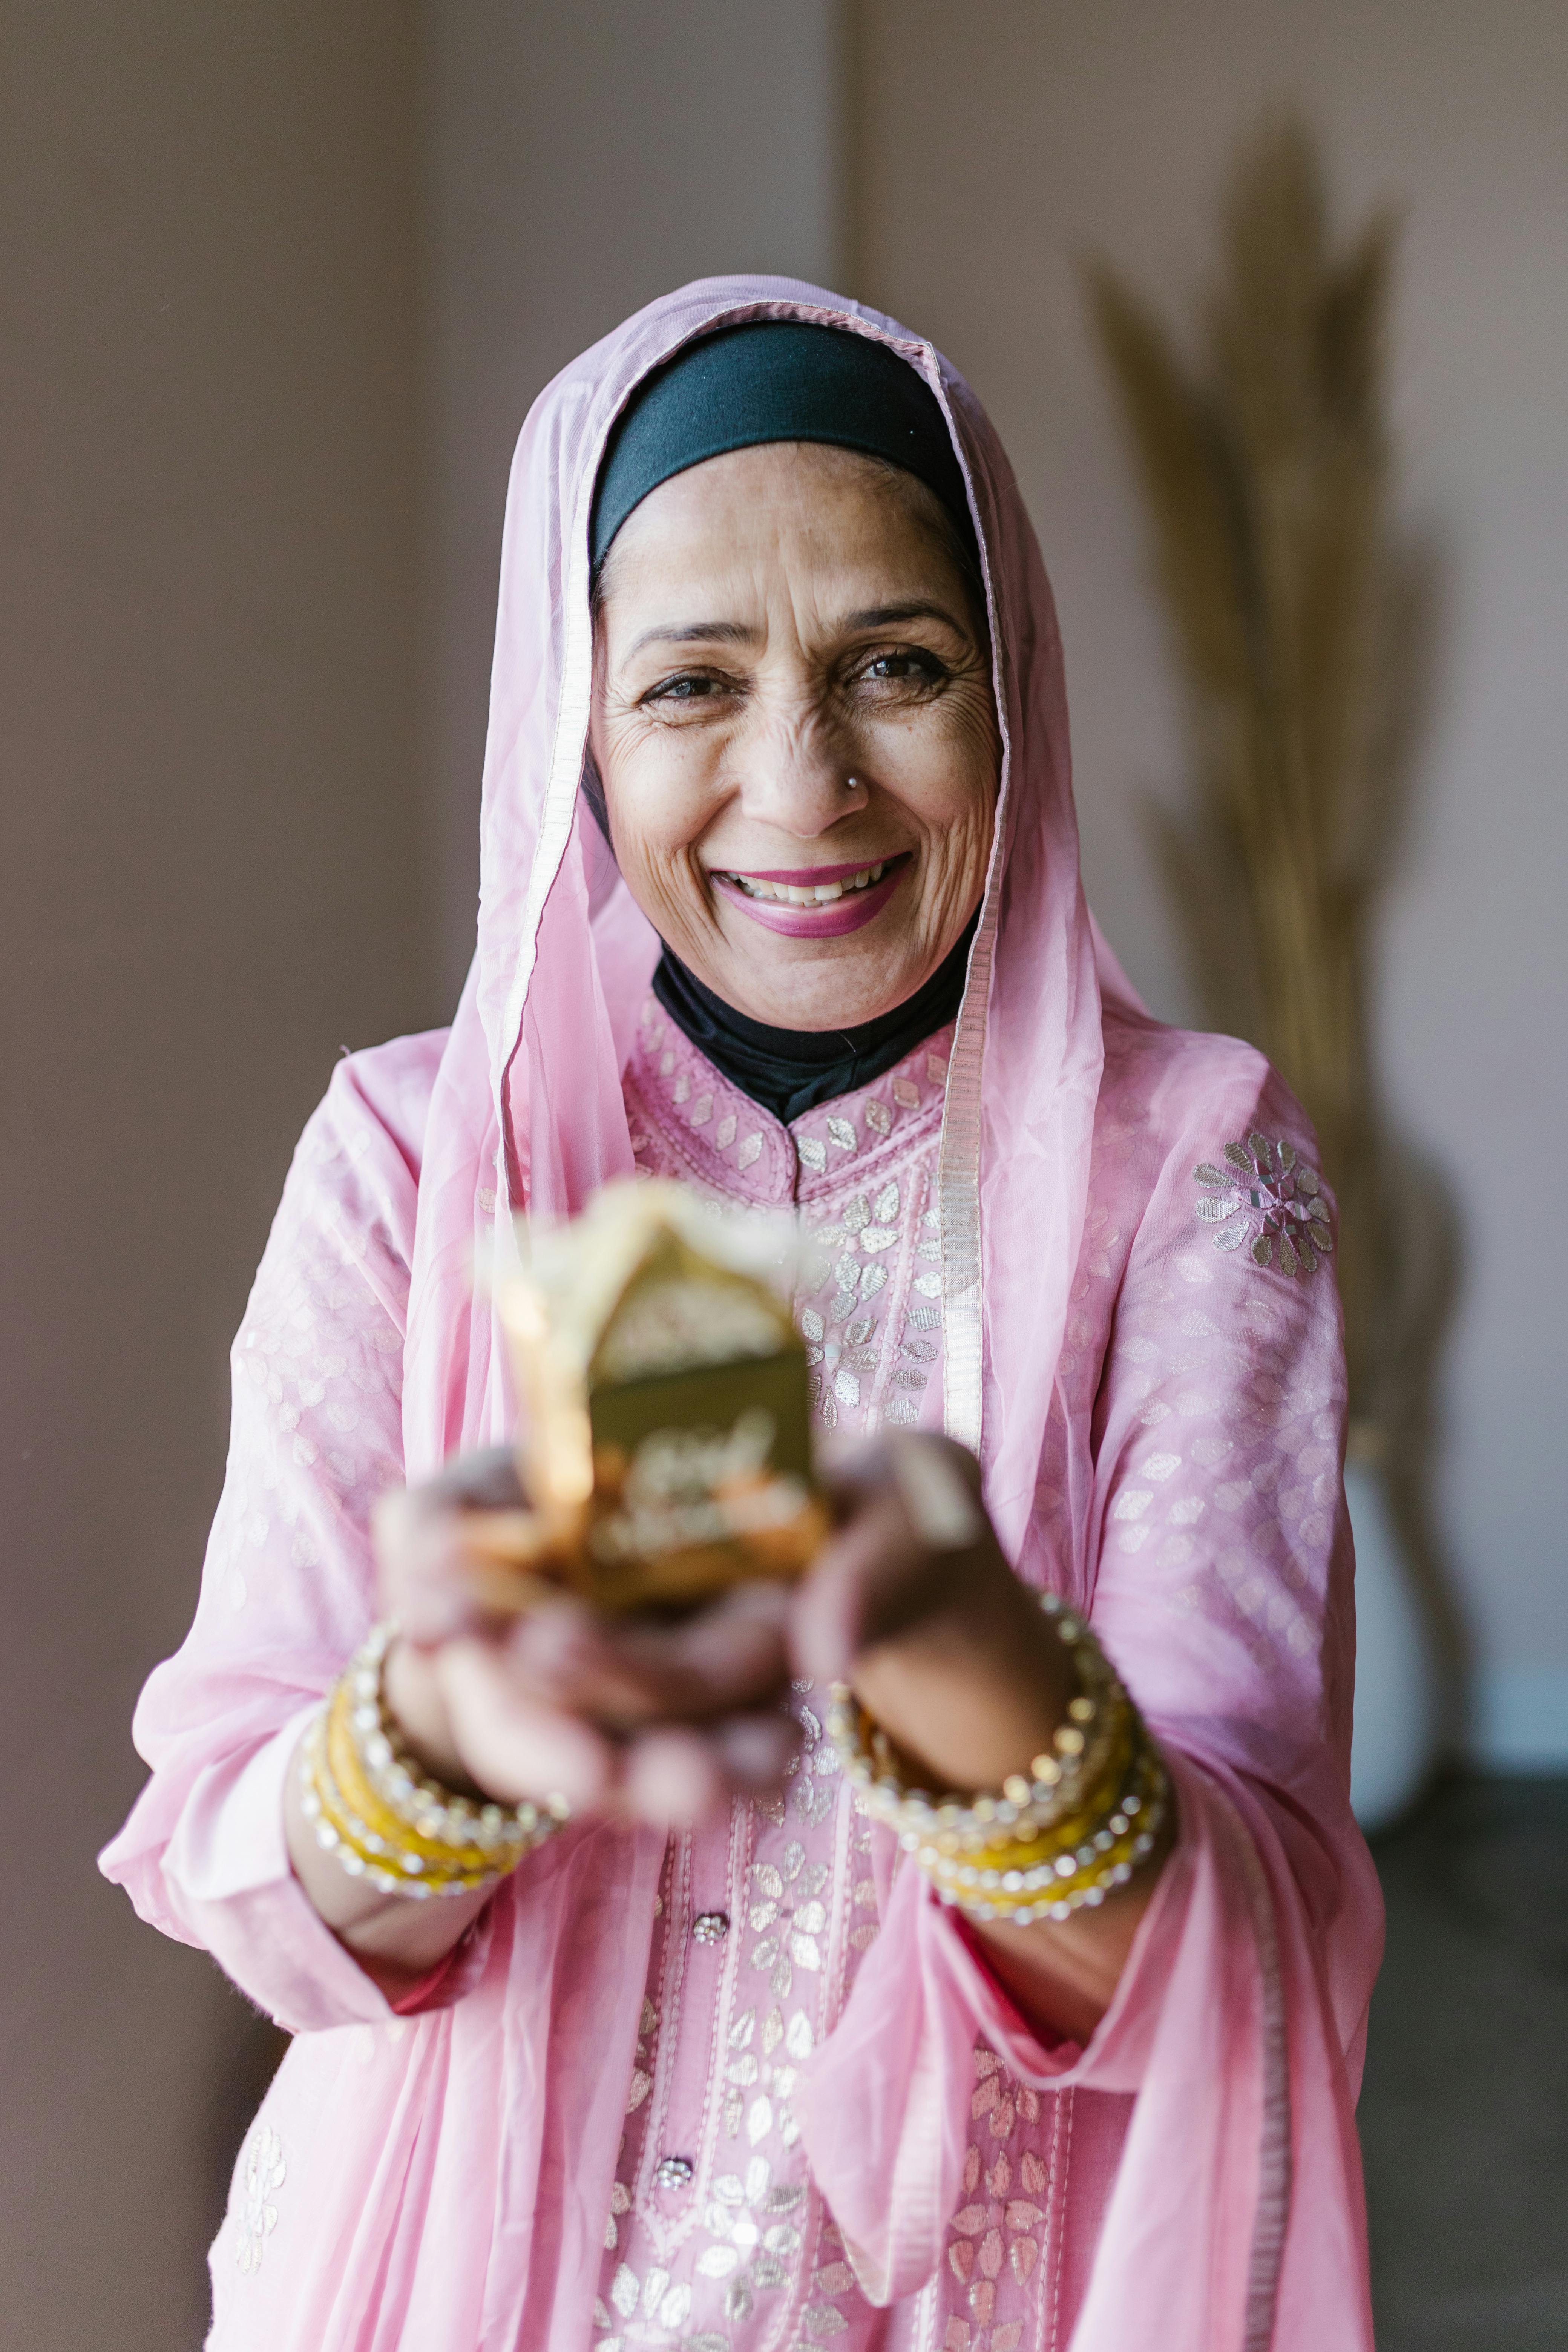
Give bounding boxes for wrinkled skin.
[588,440,999,1031]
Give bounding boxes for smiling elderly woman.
[102,284,1383,2352]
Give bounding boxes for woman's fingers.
[372,1489,470,1644]
[434,1637,615,1811]
[619,1728,726,1828]
[378,1445,795,1726]
[708,1707,802,1789]
[425,1445,529,1512]
[432,1636,798,1828]
[612,1712,802,1828]
[795,1434,1081,1792]
[378,1447,809,1824]
[374,1450,549,1644]
[791,1435,990,1682]
[373,1475,520,1645]
[625,1580,794,1714]
[500,1578,793,1732]
[789,1488,924,1682]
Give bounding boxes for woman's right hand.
[372,1449,802,1830]
[287,1448,801,1991]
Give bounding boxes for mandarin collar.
[627,996,952,1209]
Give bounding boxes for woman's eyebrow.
[622,599,967,661]
[624,619,760,658]
[840,599,967,634]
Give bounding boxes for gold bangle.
[301,1707,502,1896]
[924,1746,1170,1921]
[826,1590,1169,1923]
[826,1590,1126,1850]
[325,1684,510,1878]
[930,1708,1142,1874]
[828,1684,1137,1868]
[297,1625,569,1898]
[301,1693,482,1891]
[346,1622,569,1854]
[832,1691,1165,1914]
[305,1717,508,1895]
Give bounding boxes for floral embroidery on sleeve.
[1193,1133,1332,1276]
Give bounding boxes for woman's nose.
[732,709,865,838]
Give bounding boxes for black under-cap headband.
[589,319,977,574]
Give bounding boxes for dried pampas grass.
[1089,116,1403,1414]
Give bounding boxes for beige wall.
[852,0,1568,1762]
[422,0,846,997]
[2,5,846,2337]
[0,6,427,2344]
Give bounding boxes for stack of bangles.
[826,1590,1168,1924]
[299,1621,569,1898]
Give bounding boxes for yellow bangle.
[826,1592,1169,1923]
[297,1625,569,1899]
[923,1745,1170,1921]
[346,1622,569,1854]
[301,1707,501,1896]
[828,1590,1128,1854]
[325,1681,510,1877]
[932,1710,1141,1873]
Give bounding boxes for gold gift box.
[483,1180,826,1612]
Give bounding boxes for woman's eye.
[642,671,736,710]
[860,649,946,688]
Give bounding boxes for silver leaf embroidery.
[1194,1138,1331,1277]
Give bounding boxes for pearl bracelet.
[826,1589,1168,1923]
[299,1623,568,1898]
[924,1744,1169,1922]
[827,1590,1127,1850]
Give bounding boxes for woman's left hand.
[795,1432,1171,2043]
[792,1433,1076,1795]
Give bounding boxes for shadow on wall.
[1085,116,1471,1807]
[1369,537,1467,1747]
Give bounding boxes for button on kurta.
[693,1910,730,1944]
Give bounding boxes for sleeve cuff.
[160,1709,397,2033]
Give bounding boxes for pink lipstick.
[708,852,910,938]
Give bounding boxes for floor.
[1360,1774,1568,2352]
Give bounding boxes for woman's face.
[589,439,999,1031]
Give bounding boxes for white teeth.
[722,860,890,905]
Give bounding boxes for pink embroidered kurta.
[100,274,1383,2352]
[596,1001,1145,2352]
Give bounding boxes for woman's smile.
[708,851,910,936]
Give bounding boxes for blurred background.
[1,5,1562,2346]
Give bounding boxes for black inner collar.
[651,913,978,1127]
